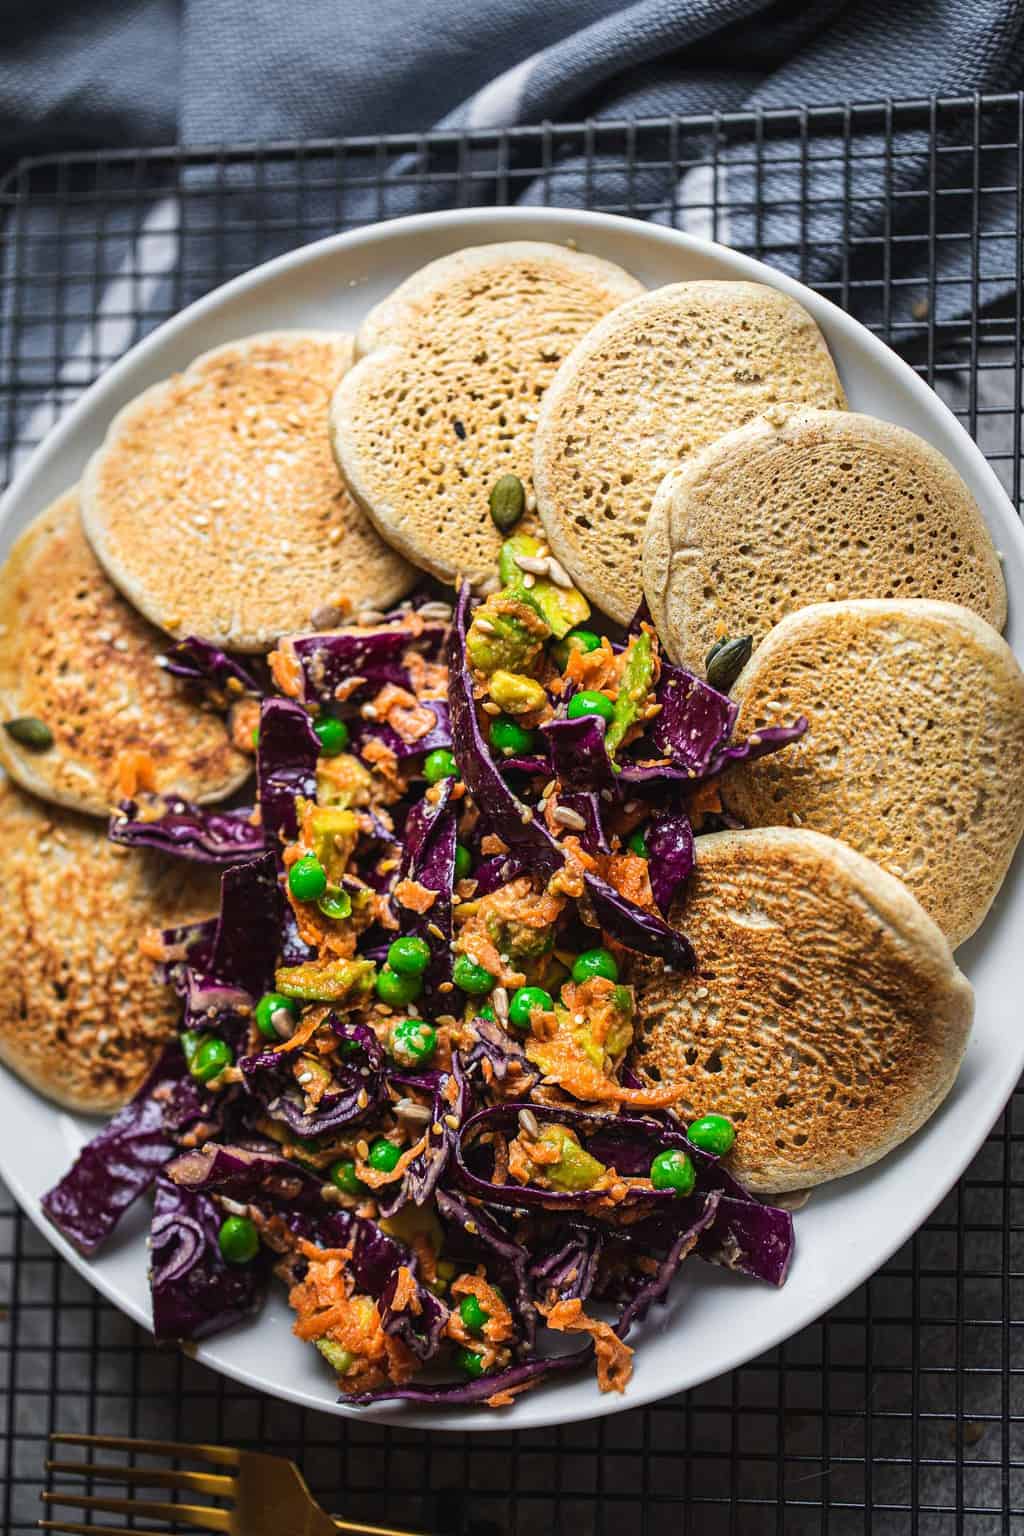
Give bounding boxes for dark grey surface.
[0,98,1021,1533]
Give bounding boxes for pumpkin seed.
[3,716,53,751]
[706,636,753,693]
[488,474,526,532]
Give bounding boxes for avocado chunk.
[316,1339,355,1375]
[605,630,655,759]
[535,1123,607,1192]
[275,957,376,1004]
[308,805,359,880]
[488,669,547,716]
[499,533,590,639]
[316,751,373,809]
[466,591,550,676]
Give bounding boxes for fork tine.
[49,1432,239,1467]
[41,1491,231,1533]
[47,1459,235,1497]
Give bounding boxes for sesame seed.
[481,700,501,716]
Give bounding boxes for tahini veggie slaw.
[42,544,805,1409]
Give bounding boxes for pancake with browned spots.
[633,827,972,1193]
[0,773,219,1112]
[81,332,414,650]
[0,489,250,817]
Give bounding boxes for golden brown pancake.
[81,332,414,650]
[330,243,644,584]
[534,281,846,624]
[644,407,1006,669]
[721,599,1024,948]
[0,489,250,816]
[0,774,219,1112]
[634,827,972,1193]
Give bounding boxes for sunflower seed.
[356,609,387,626]
[473,617,497,635]
[518,1108,540,1140]
[395,1098,432,1125]
[512,552,550,577]
[491,985,509,1022]
[546,556,574,589]
[552,805,587,831]
[418,601,453,621]
[311,602,343,630]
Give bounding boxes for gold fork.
[40,1433,424,1536]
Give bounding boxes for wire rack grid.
[0,93,1022,1536]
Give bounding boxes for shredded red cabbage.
[42,1044,194,1254]
[238,1019,386,1138]
[161,636,266,699]
[257,697,320,846]
[449,584,694,969]
[150,1174,267,1341]
[276,621,447,710]
[109,795,264,865]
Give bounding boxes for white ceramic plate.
[1,208,1021,1433]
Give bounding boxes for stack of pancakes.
[2,241,1020,1204]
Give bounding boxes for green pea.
[687,1113,736,1157]
[390,1016,438,1067]
[314,716,350,755]
[552,628,602,668]
[508,985,553,1032]
[650,1148,696,1197]
[218,1215,259,1265]
[627,828,650,858]
[489,717,538,756]
[566,690,615,724]
[387,935,432,976]
[375,967,423,1007]
[571,947,619,985]
[329,1160,368,1197]
[317,885,352,921]
[459,1294,490,1336]
[454,843,473,881]
[255,991,299,1041]
[251,726,260,749]
[453,954,495,997]
[477,1004,497,1023]
[423,748,458,783]
[368,1138,402,1174]
[288,854,328,902]
[191,1036,233,1084]
[455,1347,486,1379]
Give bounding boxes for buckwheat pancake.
[81,332,414,651]
[0,774,219,1112]
[329,242,644,585]
[644,407,1007,669]
[634,827,973,1194]
[534,281,846,624]
[720,599,1024,949]
[0,490,250,817]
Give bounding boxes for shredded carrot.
[116,749,157,798]
[268,643,304,700]
[394,878,437,913]
[539,1299,634,1393]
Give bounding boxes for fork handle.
[332,1519,425,1536]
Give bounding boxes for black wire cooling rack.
[1,93,1022,1535]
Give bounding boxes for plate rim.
[1,203,1021,1433]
